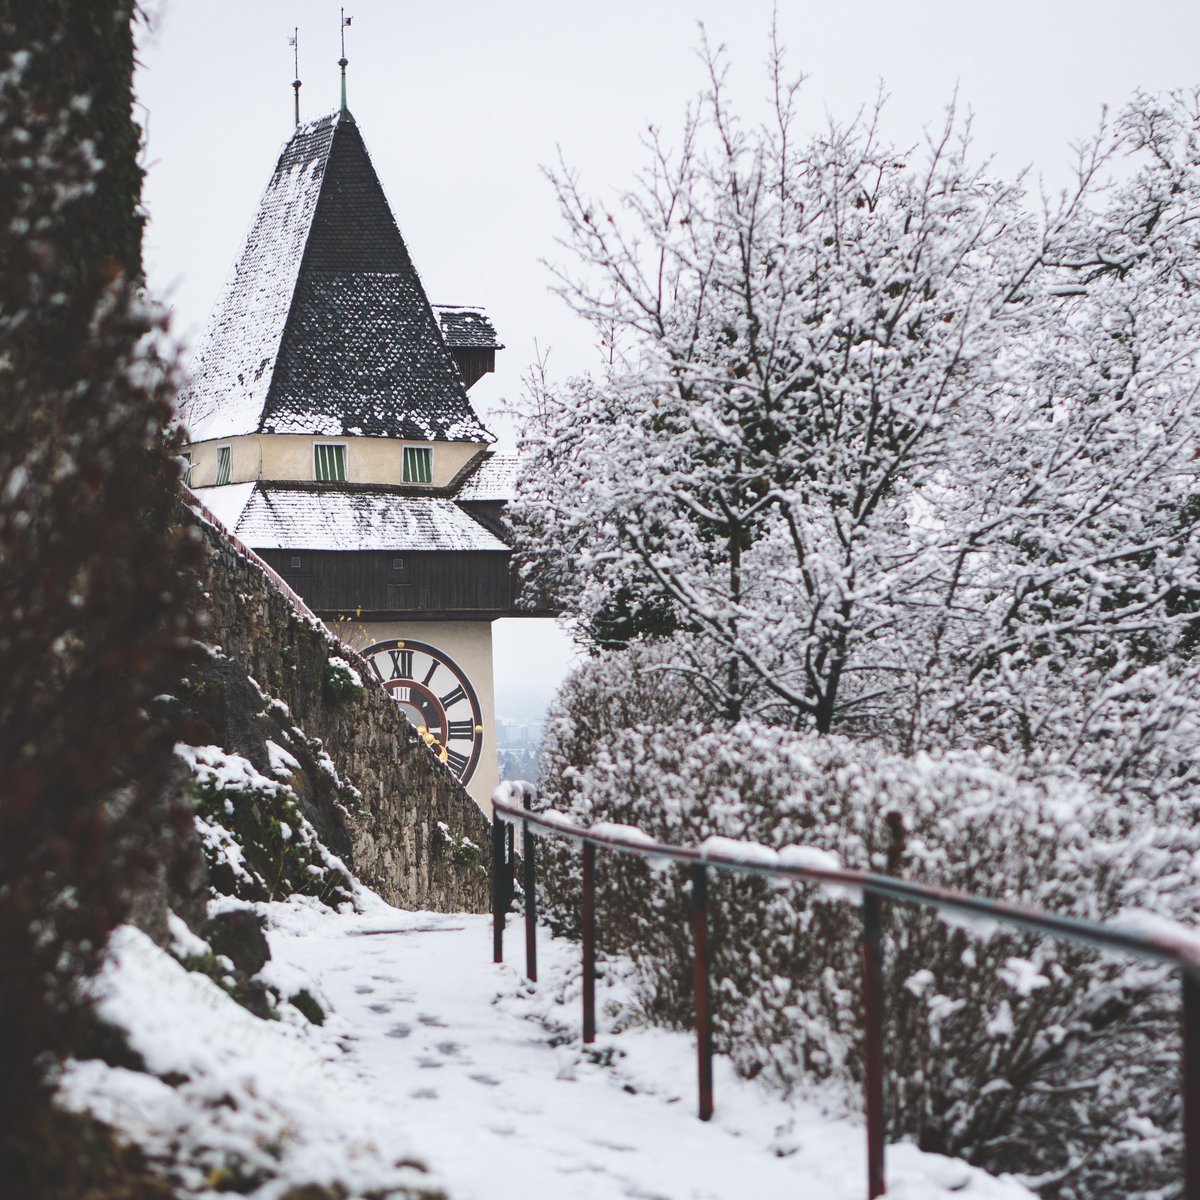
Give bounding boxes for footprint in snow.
[435,1041,461,1056]
[386,1023,411,1039]
[367,1002,391,1014]
[416,1012,447,1027]
[469,1073,501,1087]
[411,1087,438,1100]
[588,1139,636,1154]
[416,1057,444,1070]
[354,984,373,995]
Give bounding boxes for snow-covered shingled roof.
[455,453,521,502]
[433,306,504,351]
[220,484,509,552]
[190,481,256,532]
[179,111,493,446]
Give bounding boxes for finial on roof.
[289,27,301,128]
[339,9,352,113]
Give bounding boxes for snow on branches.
[516,55,1200,804]
[518,43,1200,1200]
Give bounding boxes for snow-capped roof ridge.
[231,485,510,552]
[180,110,492,447]
[455,452,520,502]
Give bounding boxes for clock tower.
[180,108,524,810]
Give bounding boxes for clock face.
[360,639,484,785]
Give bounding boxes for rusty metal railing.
[490,784,1200,1199]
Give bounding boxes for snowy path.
[267,902,1034,1200]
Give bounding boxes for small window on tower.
[403,446,432,484]
[314,443,347,482]
[215,445,231,486]
[290,555,303,571]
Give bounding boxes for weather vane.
[289,27,301,127]
[339,9,353,113]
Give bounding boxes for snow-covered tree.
[516,52,1200,776]
[928,90,1200,802]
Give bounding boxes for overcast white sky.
[134,0,1200,718]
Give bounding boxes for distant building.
[181,106,537,810]
[495,717,546,753]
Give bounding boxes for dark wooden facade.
[262,548,512,619]
[456,499,506,541]
[449,347,496,391]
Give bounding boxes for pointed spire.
[338,9,352,113]
[289,27,301,128]
[180,115,493,446]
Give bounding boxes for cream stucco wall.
[185,433,484,490]
[184,435,261,489]
[348,619,498,814]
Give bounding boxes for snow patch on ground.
[57,923,439,1199]
[59,896,1036,1199]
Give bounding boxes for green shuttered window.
[314,443,347,482]
[214,445,231,486]
[403,446,432,484]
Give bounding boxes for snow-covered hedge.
[538,647,1199,1199]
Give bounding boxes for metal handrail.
[489,785,1200,1199]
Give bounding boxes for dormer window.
[215,445,231,486]
[403,446,432,484]
[314,442,347,482]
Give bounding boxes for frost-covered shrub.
[436,821,483,870]
[181,745,354,908]
[538,649,1197,1199]
[323,655,364,705]
[0,2,199,1181]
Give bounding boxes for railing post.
[505,822,515,911]
[862,890,886,1199]
[523,791,537,983]
[1184,968,1200,1200]
[691,862,714,1121]
[491,815,506,963]
[582,841,597,1044]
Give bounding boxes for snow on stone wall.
[191,502,491,913]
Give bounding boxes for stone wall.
[191,506,492,913]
